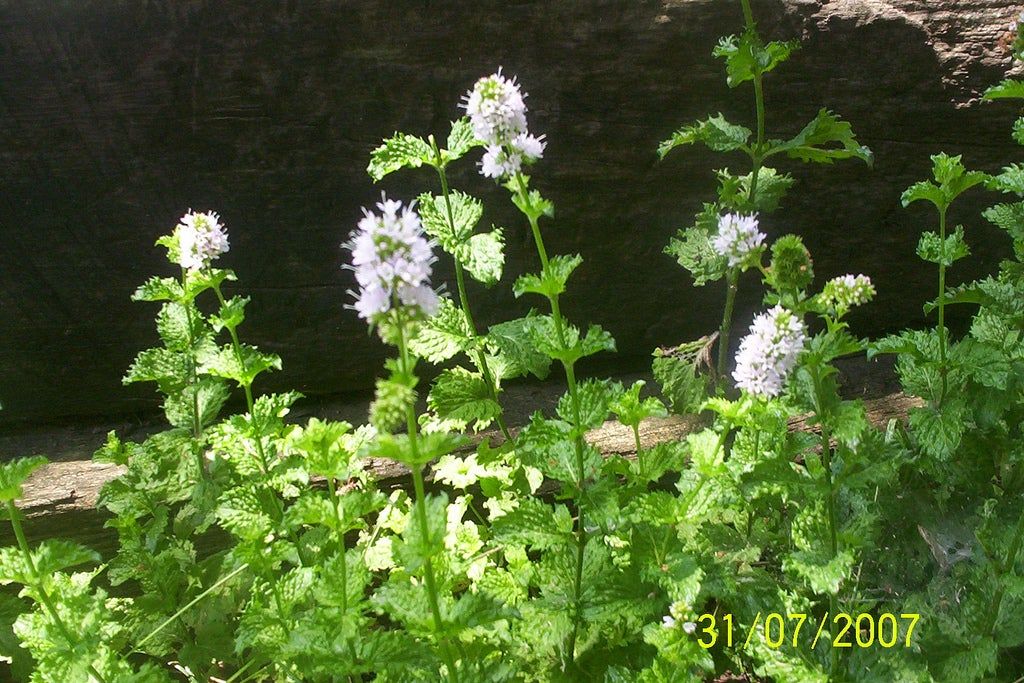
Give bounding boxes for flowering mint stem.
[397,320,460,683]
[181,269,207,480]
[936,206,949,406]
[212,283,272,476]
[431,141,514,442]
[810,366,841,676]
[512,172,588,666]
[717,269,740,387]
[740,0,767,205]
[6,501,111,683]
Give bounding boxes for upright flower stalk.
[465,71,592,665]
[429,136,513,442]
[345,196,459,681]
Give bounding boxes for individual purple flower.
[345,195,438,322]
[712,213,766,268]
[732,305,807,398]
[177,210,229,271]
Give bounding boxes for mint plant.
[658,0,871,399]
[366,120,527,441]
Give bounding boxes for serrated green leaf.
[713,30,799,87]
[983,78,1024,100]
[0,456,47,504]
[664,203,728,287]
[427,367,501,430]
[782,549,854,595]
[658,114,751,158]
[765,109,872,165]
[417,190,483,250]
[513,254,583,299]
[492,499,573,550]
[717,166,794,212]
[367,133,434,182]
[132,276,183,302]
[916,226,969,266]
[487,315,552,381]
[210,295,248,332]
[409,298,475,364]
[444,117,482,162]
[458,229,505,285]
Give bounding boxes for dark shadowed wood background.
[0,0,1019,425]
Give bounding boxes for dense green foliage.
[2,2,1023,681]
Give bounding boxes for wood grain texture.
[0,0,1017,423]
[1,391,923,556]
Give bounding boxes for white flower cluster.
[821,274,876,314]
[177,210,229,271]
[346,195,438,322]
[660,601,696,633]
[463,70,546,179]
[733,305,807,398]
[712,213,766,268]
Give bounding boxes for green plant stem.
[397,321,460,683]
[6,501,110,683]
[513,172,588,666]
[136,562,249,650]
[936,206,949,406]
[717,269,740,387]
[810,368,841,677]
[432,143,513,443]
[982,505,1024,637]
[633,423,643,472]
[740,0,766,205]
[181,269,206,480]
[213,285,272,475]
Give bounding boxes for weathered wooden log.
[1,392,923,557]
[0,0,1016,424]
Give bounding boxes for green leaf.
[983,78,1024,100]
[409,298,475,364]
[396,493,448,573]
[513,254,583,299]
[155,302,200,351]
[505,176,554,222]
[210,295,248,332]
[716,166,794,212]
[902,153,987,209]
[487,315,552,380]
[443,117,482,162]
[458,229,505,285]
[132,276,183,303]
[713,30,799,87]
[427,367,501,430]
[765,109,872,165]
[417,190,483,251]
[369,374,415,433]
[201,344,281,387]
[30,540,100,578]
[782,549,854,595]
[294,418,356,480]
[609,380,668,428]
[657,114,751,158]
[983,202,1024,244]
[664,203,728,287]
[123,348,188,390]
[492,499,573,550]
[163,378,230,430]
[0,457,47,504]
[989,163,1024,195]
[652,337,715,414]
[370,432,467,467]
[367,133,434,182]
[916,226,969,266]
[909,401,969,460]
[557,378,620,430]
